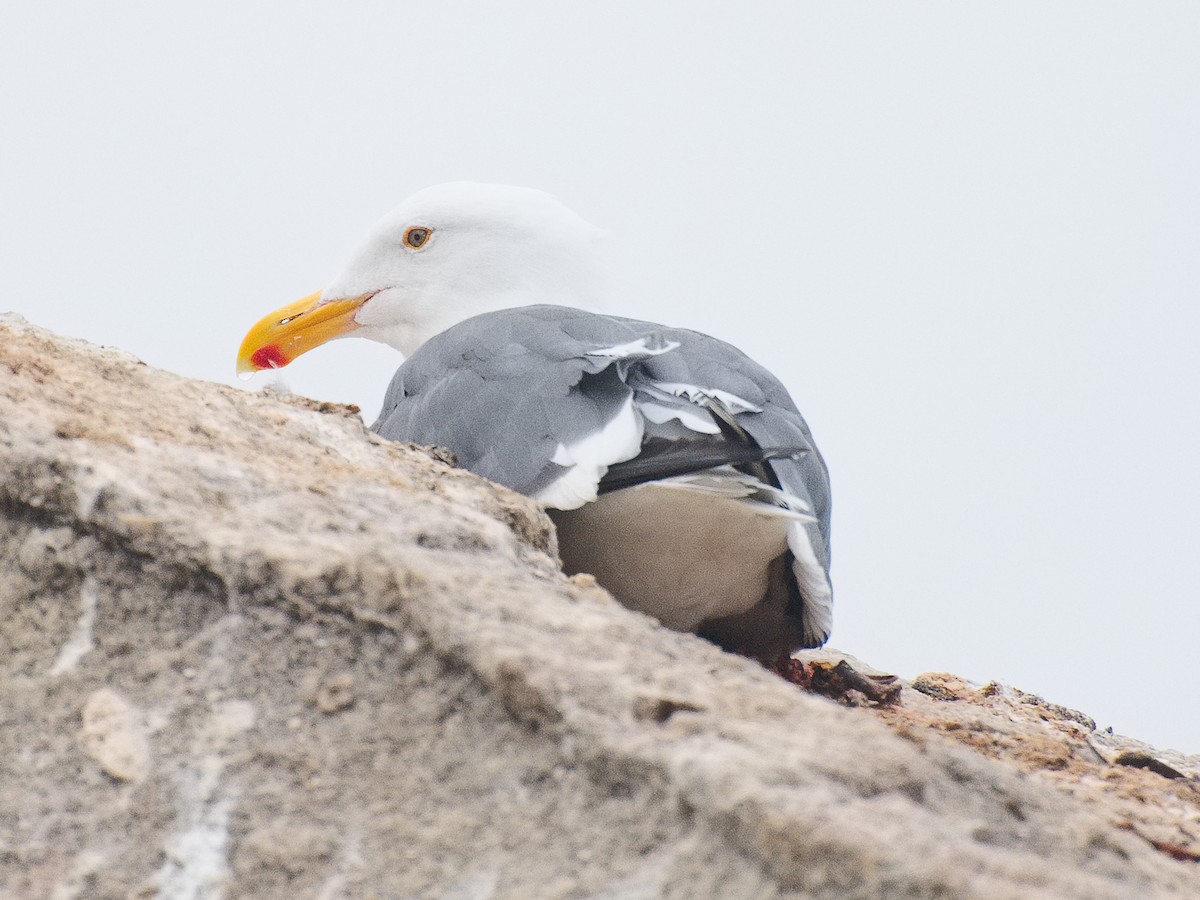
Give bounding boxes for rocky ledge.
[1,314,1196,899]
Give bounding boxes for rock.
[1,313,1198,898]
[314,673,355,714]
[79,688,151,783]
[875,667,1200,866]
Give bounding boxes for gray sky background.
[3,4,1197,751]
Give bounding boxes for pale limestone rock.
[1,314,1197,899]
[79,689,151,783]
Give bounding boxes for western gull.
[237,183,832,660]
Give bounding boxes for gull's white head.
[237,182,606,372]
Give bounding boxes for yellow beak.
[236,291,371,374]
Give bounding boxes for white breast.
[549,479,802,631]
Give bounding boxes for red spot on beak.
[250,345,289,370]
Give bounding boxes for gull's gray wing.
[372,304,833,647]
[372,306,663,500]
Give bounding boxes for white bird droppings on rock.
[49,577,98,676]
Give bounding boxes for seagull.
[237,183,832,660]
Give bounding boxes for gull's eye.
[403,226,432,249]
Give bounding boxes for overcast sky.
[3,3,1197,752]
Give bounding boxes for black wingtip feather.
[598,443,809,494]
